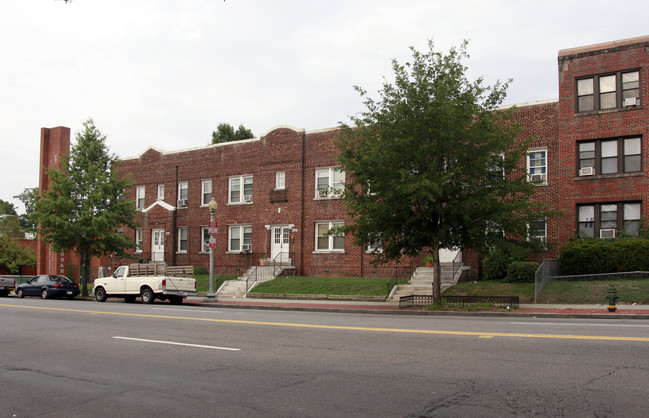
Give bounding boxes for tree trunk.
[80,249,90,297]
[432,244,442,302]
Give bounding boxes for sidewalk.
[185,296,649,318]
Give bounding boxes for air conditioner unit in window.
[531,173,547,183]
[242,244,252,251]
[600,229,616,239]
[579,167,595,176]
[624,97,637,107]
[243,195,252,202]
[317,189,329,198]
[177,199,188,207]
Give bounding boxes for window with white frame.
[201,226,210,252]
[367,235,383,253]
[527,148,547,184]
[229,175,253,203]
[528,219,547,244]
[578,136,641,176]
[177,227,188,253]
[157,184,165,201]
[228,225,252,252]
[315,221,344,252]
[275,171,286,190]
[136,186,145,209]
[577,70,640,112]
[202,180,212,205]
[135,229,143,253]
[315,167,345,198]
[578,202,641,238]
[177,182,188,207]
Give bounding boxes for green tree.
[14,187,39,232]
[211,123,254,144]
[0,199,17,216]
[335,40,545,301]
[0,236,36,274]
[32,119,138,295]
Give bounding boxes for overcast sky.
[2,0,648,213]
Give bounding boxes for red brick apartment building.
[37,35,649,278]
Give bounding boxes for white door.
[439,248,460,263]
[151,229,165,262]
[270,226,291,264]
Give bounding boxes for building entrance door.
[151,229,165,262]
[270,226,291,264]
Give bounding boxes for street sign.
[209,236,216,248]
[209,221,218,235]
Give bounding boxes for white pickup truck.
[93,264,197,304]
[0,276,16,297]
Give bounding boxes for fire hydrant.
[606,286,619,312]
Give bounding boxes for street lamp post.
[207,197,218,300]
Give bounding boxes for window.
[136,186,145,209]
[157,184,165,201]
[177,227,187,253]
[528,219,547,244]
[135,229,143,253]
[527,148,547,183]
[229,225,252,252]
[178,182,188,207]
[276,171,286,190]
[201,226,210,253]
[578,202,641,238]
[315,221,344,252]
[229,175,253,203]
[315,167,345,198]
[202,180,212,205]
[578,137,641,176]
[367,235,383,253]
[576,70,640,112]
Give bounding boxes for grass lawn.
[537,279,649,304]
[443,281,535,303]
[250,276,408,297]
[195,274,238,293]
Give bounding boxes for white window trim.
[201,226,210,253]
[136,186,145,210]
[157,184,165,201]
[315,167,345,199]
[177,181,189,208]
[201,179,213,206]
[528,218,547,246]
[314,221,345,253]
[275,171,286,190]
[228,224,252,253]
[228,175,253,205]
[177,227,188,254]
[135,229,143,253]
[527,147,548,185]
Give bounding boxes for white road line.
[113,336,240,351]
[511,322,649,328]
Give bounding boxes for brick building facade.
[36,35,649,279]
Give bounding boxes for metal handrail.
[245,266,259,291]
[214,266,227,291]
[386,269,399,297]
[451,250,463,281]
[271,251,294,277]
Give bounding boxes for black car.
[16,275,80,299]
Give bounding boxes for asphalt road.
[2,297,649,417]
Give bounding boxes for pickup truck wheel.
[95,287,107,302]
[41,288,49,299]
[141,288,155,304]
[16,289,24,298]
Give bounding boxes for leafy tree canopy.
[0,235,36,274]
[211,123,254,144]
[335,40,547,300]
[0,199,17,216]
[32,119,138,295]
[14,187,38,232]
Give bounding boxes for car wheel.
[16,289,24,298]
[41,288,49,299]
[141,288,155,304]
[124,295,136,303]
[95,287,107,302]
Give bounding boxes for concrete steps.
[215,266,286,298]
[389,263,461,301]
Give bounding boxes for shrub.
[503,261,539,283]
[483,244,528,281]
[559,238,649,275]
[194,266,208,275]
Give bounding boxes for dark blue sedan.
[16,275,80,299]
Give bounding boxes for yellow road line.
[3,303,649,342]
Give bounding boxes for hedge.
[559,238,649,275]
[503,261,539,283]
